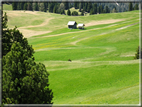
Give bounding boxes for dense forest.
[3,2,139,15]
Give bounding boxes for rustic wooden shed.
[77,24,85,29]
[67,21,77,29]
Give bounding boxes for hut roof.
[77,24,85,27]
[67,21,77,25]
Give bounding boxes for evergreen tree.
[44,2,47,12]
[79,2,82,12]
[134,46,142,59]
[74,2,78,9]
[2,13,53,104]
[134,4,139,10]
[27,2,32,11]
[53,5,57,13]
[100,5,103,13]
[97,6,100,14]
[81,10,84,16]
[12,2,17,10]
[48,3,54,13]
[67,9,71,16]
[105,6,109,13]
[93,3,97,14]
[17,3,21,10]
[90,9,94,15]
[87,2,92,13]
[39,3,45,12]
[23,3,27,10]
[33,3,39,11]
[64,2,69,10]
[129,2,133,11]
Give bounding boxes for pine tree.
[23,3,27,10]
[67,9,71,16]
[64,2,69,10]
[81,10,84,16]
[74,2,78,9]
[129,2,133,11]
[2,13,53,104]
[12,2,17,10]
[134,4,139,10]
[105,6,108,13]
[134,46,142,59]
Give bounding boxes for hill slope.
[4,9,140,104]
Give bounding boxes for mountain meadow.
[3,3,140,105]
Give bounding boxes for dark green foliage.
[68,59,72,62]
[72,11,78,16]
[2,12,8,28]
[134,4,139,10]
[129,2,133,11]
[74,2,79,9]
[48,3,54,13]
[2,13,53,104]
[33,3,39,11]
[105,6,110,13]
[90,9,94,15]
[2,42,53,104]
[79,2,82,12]
[97,6,100,14]
[23,3,27,10]
[12,2,17,10]
[64,2,69,10]
[100,5,103,13]
[53,6,57,13]
[27,3,33,11]
[81,10,84,16]
[87,2,92,13]
[2,26,34,57]
[134,46,142,59]
[67,9,71,16]
[92,3,97,14]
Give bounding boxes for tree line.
[5,2,139,16]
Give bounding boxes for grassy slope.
[3,4,140,104]
[2,4,12,10]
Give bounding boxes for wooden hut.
[77,23,85,29]
[67,21,77,29]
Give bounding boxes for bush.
[72,11,78,16]
[134,46,142,59]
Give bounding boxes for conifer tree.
[129,2,133,11]
[2,13,53,104]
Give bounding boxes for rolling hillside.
[3,7,140,105]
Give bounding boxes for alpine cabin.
[67,21,77,29]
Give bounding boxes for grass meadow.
[3,4,140,105]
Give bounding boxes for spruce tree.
[67,9,71,16]
[134,4,139,10]
[129,2,133,11]
[12,2,17,10]
[2,12,53,104]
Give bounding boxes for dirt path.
[18,17,54,38]
[70,22,139,45]
[19,17,54,29]
[85,19,125,27]
[18,28,52,38]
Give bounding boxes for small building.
[67,21,77,29]
[77,23,85,29]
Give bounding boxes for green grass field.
[3,4,140,105]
